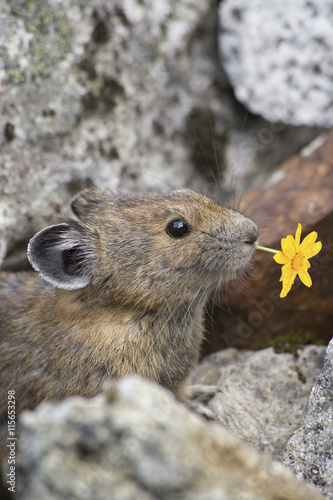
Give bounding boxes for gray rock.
[222,121,323,200]
[219,0,333,127]
[15,377,323,500]
[284,338,333,499]
[190,346,326,459]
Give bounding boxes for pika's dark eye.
[166,219,191,238]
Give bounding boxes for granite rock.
[190,345,326,459]
[219,0,333,127]
[284,338,333,500]
[14,377,324,500]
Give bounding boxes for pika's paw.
[184,384,220,420]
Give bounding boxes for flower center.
[291,252,304,271]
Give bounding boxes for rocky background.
[1,0,333,499]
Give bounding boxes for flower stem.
[256,245,280,254]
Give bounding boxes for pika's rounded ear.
[27,222,95,290]
[71,188,111,221]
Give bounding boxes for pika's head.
[28,188,258,309]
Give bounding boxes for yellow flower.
[273,223,322,298]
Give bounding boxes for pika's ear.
[27,221,96,290]
[71,188,111,221]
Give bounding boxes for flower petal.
[300,231,318,251]
[280,266,297,298]
[295,223,302,246]
[298,266,312,287]
[281,235,297,259]
[302,241,322,259]
[273,252,290,264]
[279,263,291,282]
[304,259,311,269]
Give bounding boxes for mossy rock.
[255,331,326,355]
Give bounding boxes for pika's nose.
[245,220,259,246]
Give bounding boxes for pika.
[0,188,258,444]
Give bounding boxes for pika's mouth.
[239,235,259,269]
[246,237,259,248]
[245,225,259,248]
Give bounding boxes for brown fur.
[0,188,258,456]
